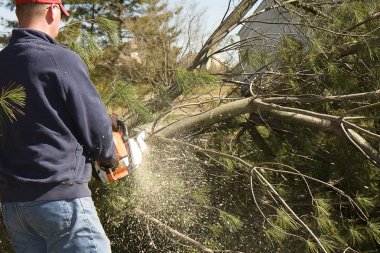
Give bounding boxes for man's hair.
[16,3,50,18]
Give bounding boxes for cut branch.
[153,97,340,137]
[152,97,380,167]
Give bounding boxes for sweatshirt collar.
[10,29,60,46]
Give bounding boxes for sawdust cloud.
[132,142,210,222]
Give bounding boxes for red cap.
[15,0,70,17]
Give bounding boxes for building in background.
[235,0,300,95]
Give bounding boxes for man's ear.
[46,5,55,24]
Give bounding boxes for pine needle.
[264,227,287,242]
[59,17,121,69]
[306,240,319,253]
[355,194,376,215]
[192,188,211,206]
[104,80,152,122]
[348,225,366,246]
[316,215,337,234]
[0,84,26,123]
[175,68,219,95]
[319,237,338,253]
[367,221,380,244]
[275,208,300,231]
[219,210,243,232]
[96,16,121,46]
[314,198,331,217]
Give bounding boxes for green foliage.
[237,1,380,252]
[175,68,219,95]
[96,17,120,45]
[0,84,26,123]
[367,221,380,244]
[314,198,331,217]
[306,239,319,253]
[274,208,300,232]
[348,225,366,246]
[264,226,287,242]
[316,215,337,235]
[65,0,146,39]
[102,80,152,122]
[59,17,121,68]
[319,236,339,253]
[219,210,243,233]
[192,188,212,206]
[122,0,181,87]
[355,194,376,215]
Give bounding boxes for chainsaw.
[92,117,146,183]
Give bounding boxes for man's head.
[15,0,69,39]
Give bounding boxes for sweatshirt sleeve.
[57,51,115,162]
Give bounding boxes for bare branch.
[134,208,215,253]
[188,0,259,70]
[241,19,370,37]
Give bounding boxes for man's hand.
[98,155,119,171]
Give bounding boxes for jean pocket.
[22,200,73,237]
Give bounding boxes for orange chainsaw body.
[93,130,130,183]
[107,132,130,182]
[113,132,128,157]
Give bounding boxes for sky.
[0,0,263,34]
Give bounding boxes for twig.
[340,123,380,166]
[252,166,328,253]
[347,11,380,32]
[342,119,380,140]
[250,170,307,241]
[134,208,214,253]
[240,19,370,37]
[344,102,380,115]
[256,163,368,221]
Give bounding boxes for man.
[0,1,117,252]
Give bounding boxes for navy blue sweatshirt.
[0,29,115,202]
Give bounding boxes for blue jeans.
[1,197,111,253]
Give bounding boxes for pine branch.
[0,84,26,123]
